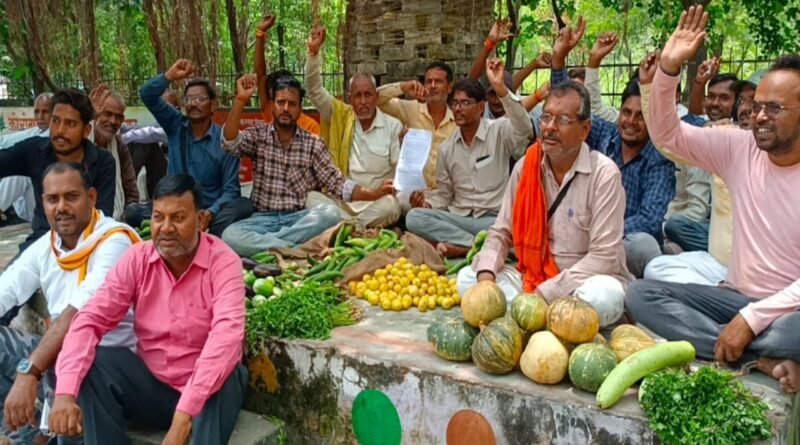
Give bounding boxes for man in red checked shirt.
[47,174,247,445]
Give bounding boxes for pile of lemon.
[348,257,461,312]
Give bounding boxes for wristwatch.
[17,359,42,380]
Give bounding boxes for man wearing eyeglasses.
[550,19,676,279]
[130,59,253,237]
[627,6,800,382]
[458,80,630,327]
[405,58,532,258]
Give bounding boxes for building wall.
[344,0,495,85]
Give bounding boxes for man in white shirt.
[406,59,533,257]
[304,27,403,227]
[0,162,138,444]
[0,93,52,223]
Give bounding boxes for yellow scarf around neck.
[50,208,141,284]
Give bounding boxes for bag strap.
[547,174,577,220]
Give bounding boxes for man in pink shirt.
[628,5,800,389]
[47,174,247,444]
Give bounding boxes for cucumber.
[596,340,695,409]
[307,271,344,283]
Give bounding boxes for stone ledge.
[245,304,793,445]
[129,410,280,445]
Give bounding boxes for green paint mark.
[351,389,402,445]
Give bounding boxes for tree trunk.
[208,0,220,83]
[504,0,521,69]
[225,0,245,76]
[143,0,167,73]
[76,0,102,88]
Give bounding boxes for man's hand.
[486,57,508,97]
[695,56,720,85]
[533,52,552,69]
[409,190,429,208]
[235,74,257,102]
[165,59,195,82]
[400,80,428,101]
[48,395,82,437]
[714,313,755,364]
[89,83,111,115]
[161,411,192,445]
[256,14,276,33]
[307,26,327,56]
[660,5,709,75]
[375,179,395,199]
[4,374,38,431]
[487,18,514,44]
[552,16,586,65]
[638,50,661,85]
[588,32,619,68]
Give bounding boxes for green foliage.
[640,367,773,445]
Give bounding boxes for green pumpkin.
[471,317,523,375]
[568,343,618,393]
[427,317,480,362]
[511,293,548,332]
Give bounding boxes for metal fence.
[0,58,775,109]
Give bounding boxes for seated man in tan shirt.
[457,80,632,327]
[406,59,532,257]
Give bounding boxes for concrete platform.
[129,410,281,445]
[0,222,29,272]
[245,303,793,445]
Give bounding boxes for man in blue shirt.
[126,59,252,236]
[550,22,675,278]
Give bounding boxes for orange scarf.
[512,142,559,292]
[51,209,141,284]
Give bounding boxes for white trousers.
[643,251,728,286]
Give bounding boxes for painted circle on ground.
[351,389,402,445]
[446,409,496,445]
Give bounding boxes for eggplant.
[245,286,256,298]
[241,257,258,271]
[253,264,282,278]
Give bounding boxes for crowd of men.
[0,6,798,443]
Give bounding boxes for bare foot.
[758,357,800,394]
[436,242,470,259]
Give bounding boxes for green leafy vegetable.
[246,281,359,348]
[640,367,773,445]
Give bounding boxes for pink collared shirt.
[55,233,245,417]
[649,68,800,335]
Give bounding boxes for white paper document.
[393,129,432,192]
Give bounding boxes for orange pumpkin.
[546,297,600,344]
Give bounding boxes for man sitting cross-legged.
[0,162,138,444]
[626,7,800,382]
[305,25,403,228]
[457,81,631,327]
[220,74,394,257]
[49,174,247,445]
[406,58,533,258]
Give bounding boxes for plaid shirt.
[586,117,676,242]
[222,123,355,212]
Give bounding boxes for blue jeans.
[221,203,342,257]
[664,215,709,252]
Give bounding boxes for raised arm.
[254,14,276,115]
[139,59,195,133]
[376,80,427,124]
[467,18,513,81]
[512,52,551,91]
[488,57,533,156]
[550,16,585,87]
[305,26,334,121]
[688,57,720,115]
[586,32,620,122]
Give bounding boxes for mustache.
[55,213,75,220]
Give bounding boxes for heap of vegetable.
[445,229,488,275]
[135,219,152,241]
[244,262,304,308]
[245,280,360,348]
[639,367,773,445]
[349,257,460,311]
[304,225,404,283]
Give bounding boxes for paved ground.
[0,223,30,271]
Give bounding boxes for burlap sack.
[341,232,447,282]
[271,222,379,260]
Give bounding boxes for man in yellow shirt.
[377,62,457,189]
